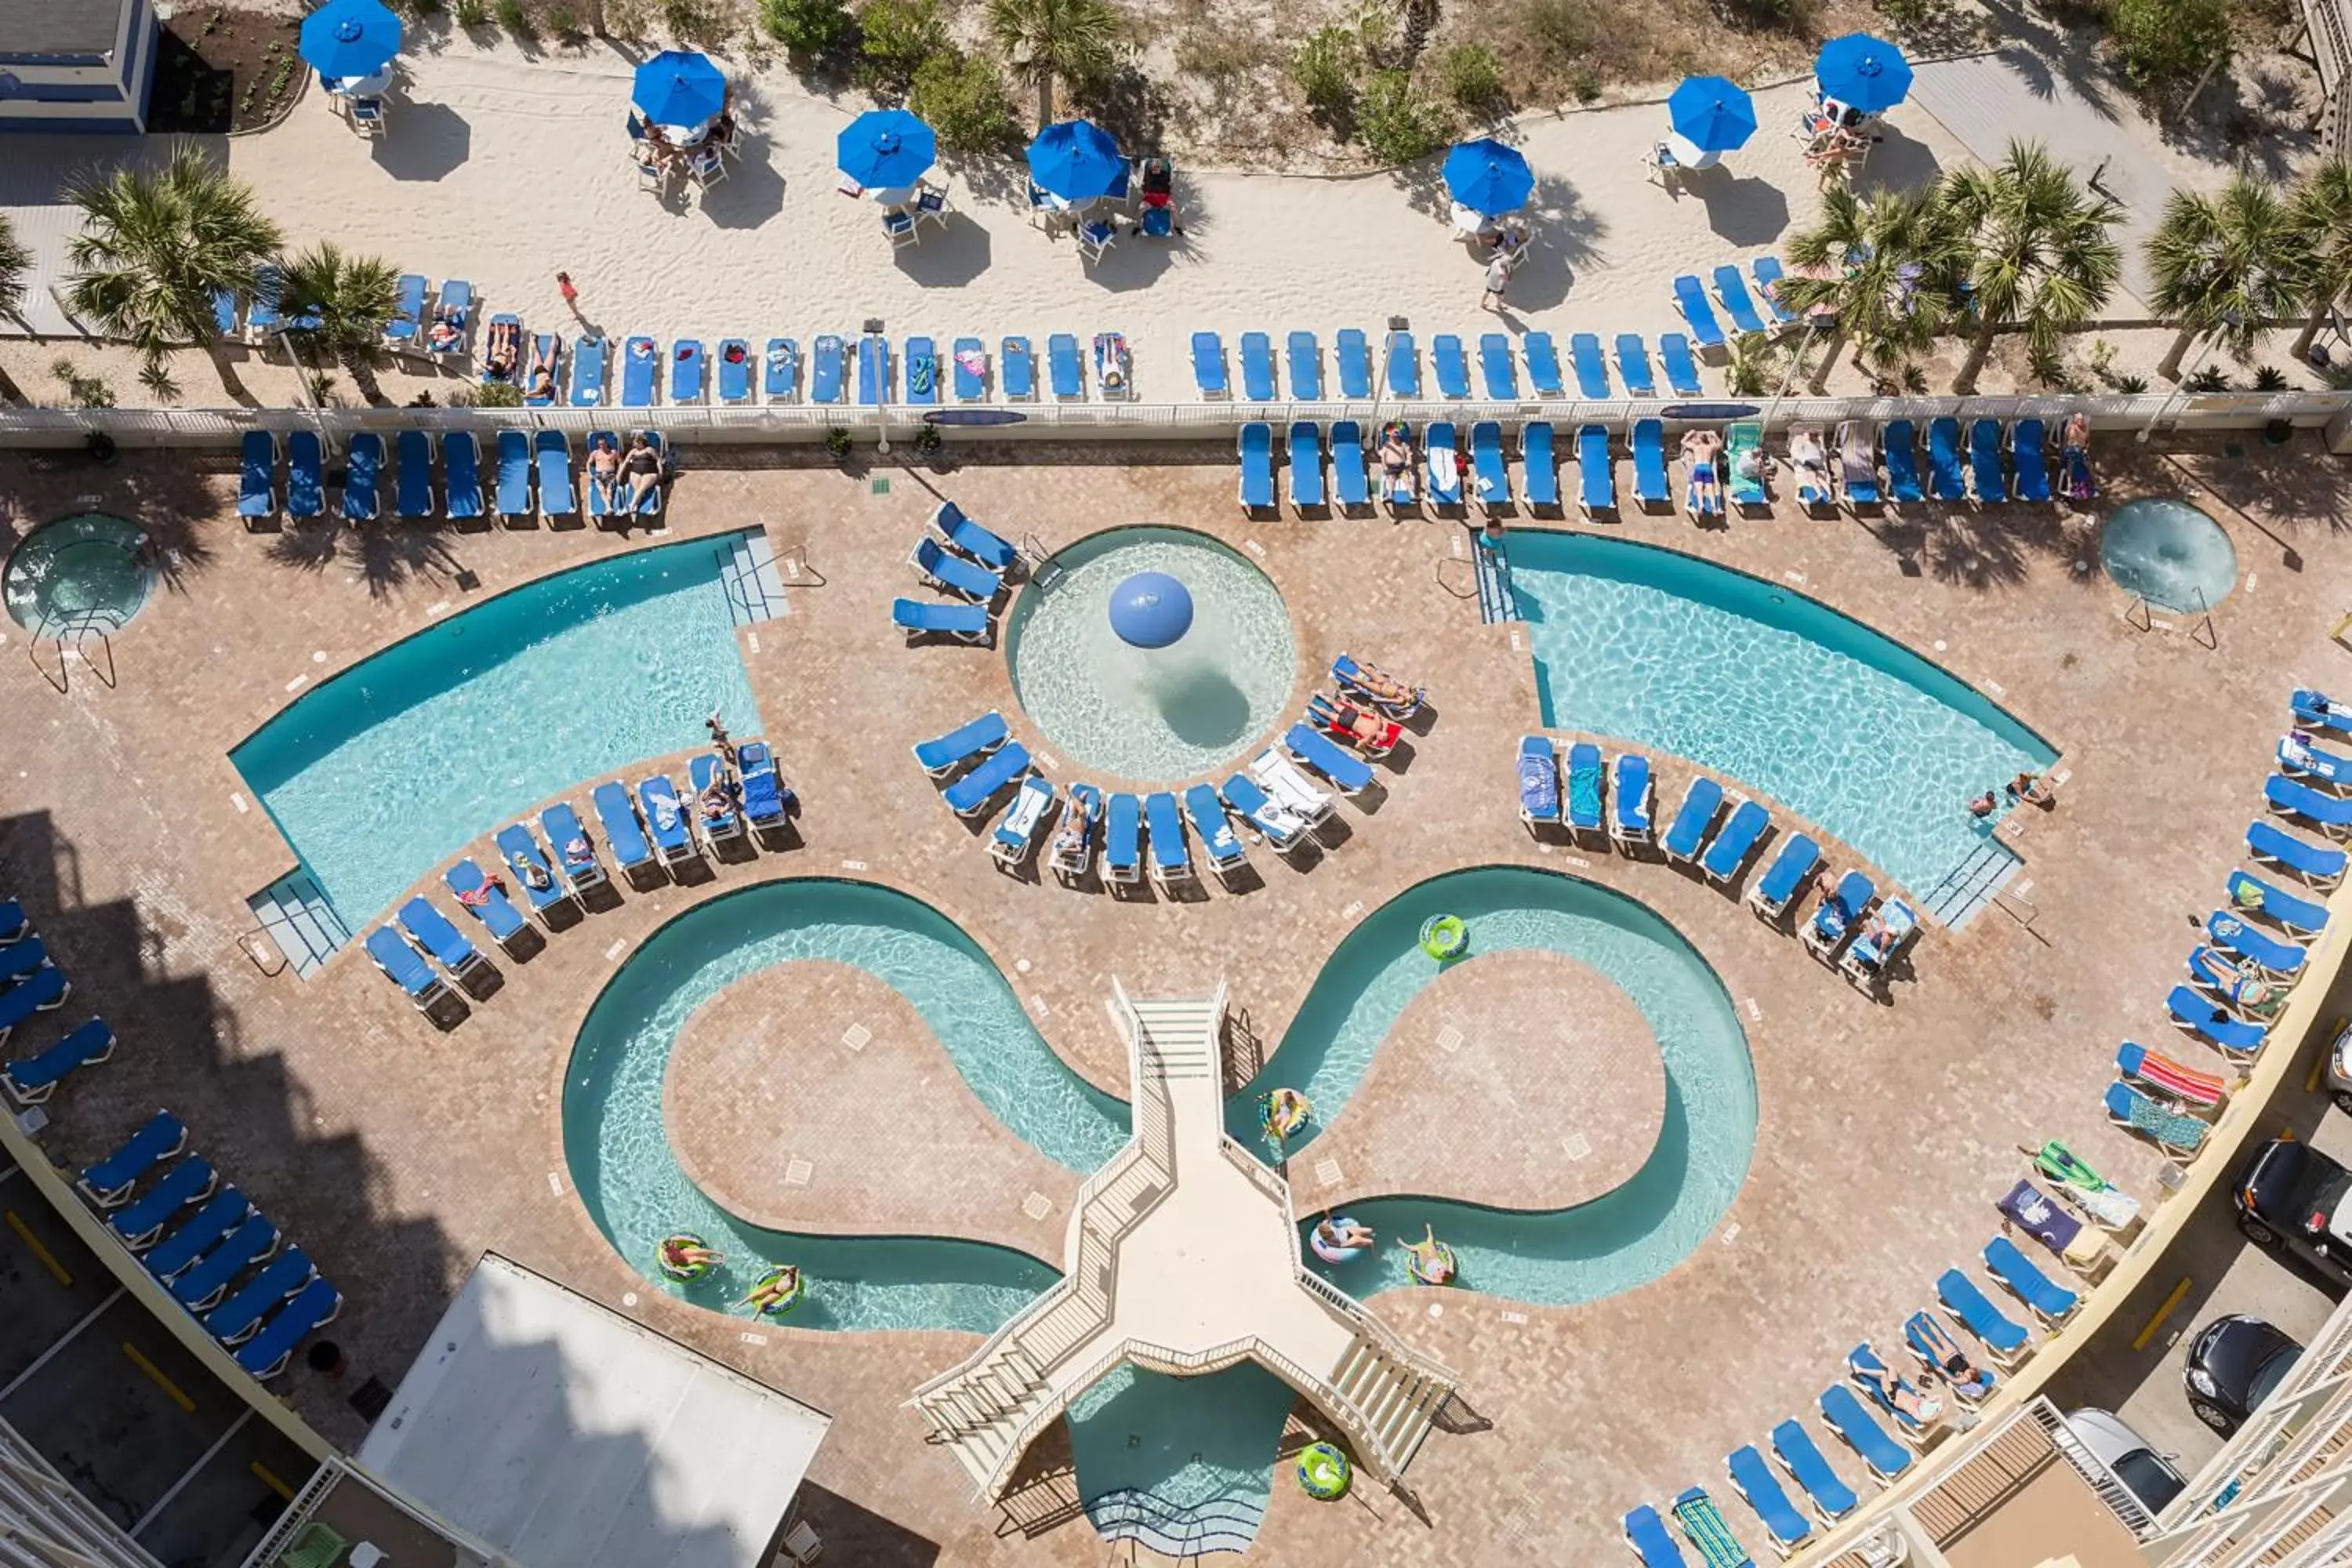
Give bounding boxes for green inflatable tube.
[1297,1441,1352,1501]
[1418,913,1466,960]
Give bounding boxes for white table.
[321,69,391,96]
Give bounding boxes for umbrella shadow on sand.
[1684,169,1789,248]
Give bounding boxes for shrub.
[2108,0,2230,89]
[826,425,854,459]
[1521,0,1589,64]
[493,0,533,35]
[1292,26,1357,118]
[474,380,524,407]
[452,0,489,24]
[2113,372,2151,394]
[1439,42,1506,115]
[2253,363,2291,390]
[910,51,1018,152]
[1354,70,1451,165]
[662,0,731,45]
[547,4,585,39]
[137,361,182,403]
[764,0,855,54]
[2183,364,2228,392]
[857,0,946,93]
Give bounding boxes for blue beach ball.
[1108,571,1193,649]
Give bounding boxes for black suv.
[2234,1138,2352,1287]
[2184,1315,2303,1435]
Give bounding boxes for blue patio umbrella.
[1814,33,1913,115]
[838,109,936,190]
[632,49,728,128]
[1666,75,1757,154]
[298,0,402,79]
[1442,139,1534,218]
[1025,120,1126,201]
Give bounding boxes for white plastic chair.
[914,185,951,230]
[884,209,919,250]
[779,1519,822,1563]
[1076,221,1116,264]
[349,96,386,137]
[688,145,727,189]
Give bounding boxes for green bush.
[763,0,855,53]
[492,0,532,35]
[1439,42,1505,115]
[1354,70,1451,165]
[474,380,524,408]
[910,51,1018,152]
[547,3,584,38]
[2253,363,2291,391]
[452,0,489,24]
[1292,26,1357,118]
[1520,0,1589,64]
[2108,0,2230,88]
[856,0,946,93]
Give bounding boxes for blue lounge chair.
[2,1017,114,1106]
[442,431,483,521]
[363,927,448,1011]
[669,339,707,402]
[1984,1235,2078,1323]
[1479,333,1518,399]
[1624,1505,1689,1568]
[1751,256,1795,323]
[945,742,1032,817]
[1673,275,1727,349]
[1840,898,1918,989]
[494,823,569,920]
[213,287,241,339]
[398,897,488,985]
[1726,423,1767,512]
[78,1112,187,1207]
[492,430,532,524]
[2247,819,2346,884]
[1577,424,1614,517]
[1385,330,1419,397]
[808,334,846,403]
[109,1157,217,1250]
[931,500,1019,571]
[2107,1079,2211,1154]
[1570,332,1610,398]
[206,1247,316,1345]
[1192,332,1228,397]
[2227,867,2328,934]
[914,712,1008,775]
[1882,419,1924,503]
[1105,792,1143,886]
[1967,418,2007,503]
[236,1276,342,1379]
[1220,774,1308,854]
[1336,328,1372,398]
[1712,264,1770,335]
[525,334,564,408]
[143,1189,252,1281]
[1670,1490,1751,1568]
[1053,782,1102,881]
[535,430,576,521]
[1612,753,1653,844]
[1631,418,1668,508]
[1523,332,1564,397]
[990,775,1055,869]
[392,430,434,519]
[1769,1420,1860,1522]
[755,338,797,402]
[1727,1445,1812,1555]
[914,536,1002,602]
[895,598,990,643]
[1240,332,1276,400]
[1285,724,1374,794]
[238,431,277,522]
[1469,419,1507,511]
[1000,336,1035,399]
[618,336,659,406]
[1289,332,1323,401]
[2011,419,2050,503]
[2268,773,2352,834]
[1522,421,1559,510]
[2292,688,2352,732]
[1425,421,1462,508]
[1663,775,1724,862]
[688,753,743,848]
[1847,1342,1936,1446]
[1702,801,1769,885]
[2207,909,2305,977]
[711,337,750,405]
[733,745,791,832]
[1936,1268,2031,1366]
[855,335,894,404]
[245,266,284,340]
[337,432,381,522]
[1330,419,1370,512]
[1907,1309,1996,1403]
[1802,869,1873,960]
[2281,733,2352,789]
[1432,334,1471,399]
[1748,833,1820,920]
[1239,422,1276,511]
[592,780,656,877]
[946,337,983,401]
[1289,421,1326,510]
[1817,1386,1912,1483]
[1927,417,1965,502]
[480,312,524,389]
[1833,420,1879,510]
[445,859,529,953]
[0,902,24,942]
[169,1214,278,1312]
[0,967,65,1039]
[1048,333,1083,399]
[1659,333,1702,396]
[2167,985,2268,1054]
[569,335,608,406]
[1184,784,1247,882]
[1565,742,1605,834]
[0,938,50,986]
[1615,335,1657,397]
[287,430,325,521]
[2187,943,2283,1018]
[637,775,696,866]
[1517,736,1559,827]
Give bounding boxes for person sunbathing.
[659,1236,722,1272]
[1682,430,1722,514]
[2061,412,2090,458]
[1052,809,1089,859]
[425,306,465,355]
[482,319,521,383]
[1789,426,1829,480]
[1316,1215,1374,1251]
[585,434,620,509]
[1349,662,1418,708]
[1908,1323,1994,1402]
[1325,702,1394,748]
[1856,1345,1945,1424]
[524,338,558,401]
[622,434,662,511]
[507,850,552,891]
[737,1265,798,1314]
[561,836,595,870]
[1732,443,1771,492]
[699,779,734,821]
[1378,423,1414,479]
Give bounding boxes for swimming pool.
[1066,1363,1298,1558]
[3,513,154,637]
[231,536,762,931]
[2101,497,2238,614]
[1504,532,2058,898]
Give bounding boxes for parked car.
[2184,1315,2304,1435]
[2065,1407,2187,1515]
[2233,1138,2352,1287]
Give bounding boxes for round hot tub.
[2,514,154,637]
[2100,498,2238,614]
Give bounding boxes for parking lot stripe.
[132,1407,252,1536]
[2133,1276,2193,1351]
[121,1341,196,1414]
[250,1461,296,1501]
[5,1210,71,1287]
[0,1287,121,1402]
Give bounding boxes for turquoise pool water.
[1504,532,2058,898]
[230,536,763,931]
[1068,1363,1298,1557]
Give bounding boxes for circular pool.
[1005,528,1295,782]
[2100,498,2238,613]
[2,514,154,637]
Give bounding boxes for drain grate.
[349,1376,393,1421]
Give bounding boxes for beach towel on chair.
[2034,1140,2140,1229]
[1997,1179,2105,1272]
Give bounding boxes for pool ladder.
[24,607,122,695]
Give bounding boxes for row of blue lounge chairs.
[1668,257,1796,350]
[75,1110,343,1381]
[364,746,794,1013]
[894,502,1022,644]
[237,428,667,529]
[1192,328,1707,403]
[0,904,109,1106]
[542,333,1104,408]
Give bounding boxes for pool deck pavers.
[2,431,2349,1564]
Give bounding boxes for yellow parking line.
[5,1211,71,1288]
[250,1462,295,1501]
[121,1343,195,1414]
[2134,1277,2193,1352]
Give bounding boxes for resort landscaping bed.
[151,5,305,136]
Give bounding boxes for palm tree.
[2288,162,2352,361]
[2147,176,2306,381]
[1936,140,2124,393]
[281,241,399,405]
[0,212,30,327]
[986,0,1123,126]
[1779,185,1960,393]
[63,145,281,399]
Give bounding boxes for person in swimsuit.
[585,434,620,510]
[482,318,521,384]
[524,337,558,401]
[1681,428,1722,514]
[622,434,663,513]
